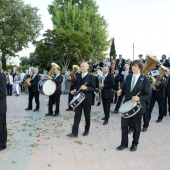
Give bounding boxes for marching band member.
[116,60,151,151]
[116,55,125,74]
[25,67,41,111]
[45,66,63,117]
[100,66,115,125]
[66,65,80,111]
[67,62,95,137]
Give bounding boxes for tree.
[0,0,42,69]
[110,38,116,61]
[34,29,93,71]
[48,0,109,61]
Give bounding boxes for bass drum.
[39,79,56,96]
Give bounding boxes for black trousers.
[121,114,142,147]
[149,95,164,120]
[143,103,150,128]
[114,94,124,111]
[164,92,170,115]
[7,84,12,95]
[72,103,91,135]
[68,93,73,110]
[102,97,112,121]
[49,94,61,114]
[28,92,40,109]
[0,112,7,148]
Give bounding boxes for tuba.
[154,65,169,87]
[68,65,80,85]
[48,63,60,78]
[142,55,161,88]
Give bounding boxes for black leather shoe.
[45,113,53,116]
[128,129,134,134]
[0,146,6,151]
[156,119,162,123]
[67,133,78,138]
[111,111,118,114]
[96,102,101,106]
[83,132,89,136]
[103,120,108,125]
[130,145,137,151]
[25,108,32,111]
[101,117,105,120]
[117,145,128,150]
[53,113,59,117]
[142,128,147,132]
[33,108,39,112]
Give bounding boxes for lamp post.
[49,45,54,64]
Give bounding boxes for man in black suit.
[164,71,170,116]
[112,63,132,114]
[67,62,95,137]
[0,71,7,151]
[160,54,168,66]
[45,67,63,116]
[100,66,115,125]
[116,55,125,74]
[116,60,151,151]
[148,71,168,123]
[138,54,145,63]
[25,67,41,111]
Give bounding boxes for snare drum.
[119,100,141,118]
[39,79,56,96]
[69,92,86,109]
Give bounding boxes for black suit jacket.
[29,74,41,92]
[0,73,7,113]
[121,74,151,114]
[113,74,121,90]
[116,58,125,68]
[102,73,115,99]
[76,73,95,105]
[166,76,170,95]
[52,75,63,95]
[120,70,132,84]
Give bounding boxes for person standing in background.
[6,71,13,96]
[14,70,21,96]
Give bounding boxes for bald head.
[33,67,38,74]
[81,62,89,73]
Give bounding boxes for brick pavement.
[0,93,170,170]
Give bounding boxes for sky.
[19,0,170,60]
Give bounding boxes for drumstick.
[75,82,87,95]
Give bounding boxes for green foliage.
[34,29,93,71]
[0,0,42,69]
[48,0,109,61]
[110,38,117,61]
[6,64,30,72]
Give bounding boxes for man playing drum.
[116,60,151,151]
[67,62,95,137]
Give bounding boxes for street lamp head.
[49,45,54,51]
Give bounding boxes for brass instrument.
[23,78,32,87]
[48,63,60,78]
[68,65,80,85]
[154,65,169,87]
[142,55,161,88]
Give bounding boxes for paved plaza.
[0,93,170,170]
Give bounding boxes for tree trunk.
[1,52,7,69]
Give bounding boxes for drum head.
[119,100,137,113]
[43,80,56,96]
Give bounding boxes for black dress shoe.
[33,108,39,112]
[45,113,53,116]
[128,129,134,134]
[111,110,118,114]
[101,117,105,120]
[156,119,162,123]
[130,145,137,151]
[53,113,59,117]
[117,145,128,150]
[25,108,32,111]
[96,102,101,106]
[67,133,78,138]
[142,128,147,132]
[83,132,89,136]
[0,146,6,151]
[103,120,108,125]
[163,114,167,116]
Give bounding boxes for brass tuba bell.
[48,63,60,78]
[142,55,161,88]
